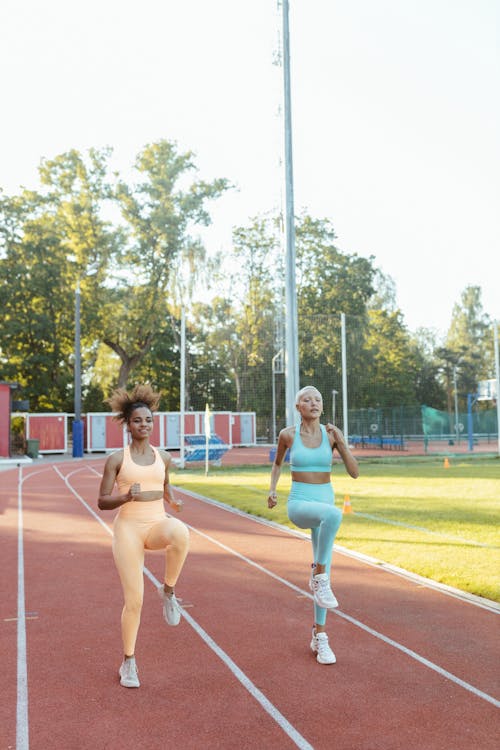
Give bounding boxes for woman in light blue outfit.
[268,386,359,664]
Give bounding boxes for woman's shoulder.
[155,447,172,464]
[279,425,296,444]
[105,448,124,470]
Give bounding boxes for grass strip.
[172,457,500,602]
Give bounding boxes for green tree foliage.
[361,310,421,407]
[2,142,494,433]
[408,328,447,409]
[0,148,119,409]
[0,141,229,409]
[445,286,492,405]
[0,191,76,409]
[103,140,230,387]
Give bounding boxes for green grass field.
[172,457,500,603]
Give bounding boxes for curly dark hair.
[107,384,161,424]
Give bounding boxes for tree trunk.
[103,337,153,388]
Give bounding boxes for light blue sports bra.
[290,424,332,473]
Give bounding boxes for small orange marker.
[342,495,353,514]
[444,457,450,469]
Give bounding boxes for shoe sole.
[311,593,339,609]
[309,581,339,609]
[119,671,140,688]
[163,611,181,626]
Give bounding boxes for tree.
[102,140,230,387]
[445,286,492,406]
[362,310,421,407]
[0,148,120,409]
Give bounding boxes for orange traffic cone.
[444,457,450,469]
[342,495,353,514]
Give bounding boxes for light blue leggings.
[287,481,342,626]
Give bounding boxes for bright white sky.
[1,0,499,336]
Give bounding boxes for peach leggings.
[112,501,189,656]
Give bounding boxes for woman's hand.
[326,423,346,449]
[167,496,183,513]
[267,492,278,509]
[127,483,141,501]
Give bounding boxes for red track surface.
[1,458,499,750]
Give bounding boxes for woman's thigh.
[144,516,188,550]
[287,482,335,529]
[288,499,335,529]
[112,520,146,599]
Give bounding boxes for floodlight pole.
[453,366,460,445]
[331,389,338,424]
[179,307,186,468]
[72,282,84,457]
[282,0,300,426]
[341,313,349,441]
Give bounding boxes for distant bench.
[184,434,229,463]
[350,435,406,451]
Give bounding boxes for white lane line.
[15,466,64,750]
[185,523,500,708]
[173,490,500,709]
[143,564,314,750]
[53,465,314,750]
[176,487,500,613]
[55,467,500,708]
[353,511,494,548]
[16,465,29,750]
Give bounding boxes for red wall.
[0,384,11,457]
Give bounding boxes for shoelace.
[166,594,182,608]
[313,577,333,597]
[315,635,332,657]
[123,661,138,678]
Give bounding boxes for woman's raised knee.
[323,505,342,530]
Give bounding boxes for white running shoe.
[309,572,339,609]
[119,657,140,688]
[310,629,336,665]
[157,586,182,626]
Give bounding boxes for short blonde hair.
[295,386,322,405]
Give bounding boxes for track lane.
[169,485,499,700]
[70,463,500,749]
[4,459,499,750]
[15,464,312,750]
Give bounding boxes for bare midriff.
[133,490,164,502]
[291,471,331,484]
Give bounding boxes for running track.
[1,459,499,750]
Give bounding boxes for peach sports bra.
[116,445,165,494]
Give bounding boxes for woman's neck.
[299,417,320,433]
[130,438,150,453]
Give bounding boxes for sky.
[1,0,499,337]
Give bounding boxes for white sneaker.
[119,657,140,688]
[309,572,339,609]
[157,586,182,626]
[310,629,336,665]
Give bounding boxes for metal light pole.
[72,282,84,457]
[331,390,338,424]
[494,321,500,457]
[453,366,460,444]
[282,0,300,425]
[272,350,284,444]
[341,313,349,441]
[179,307,186,468]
